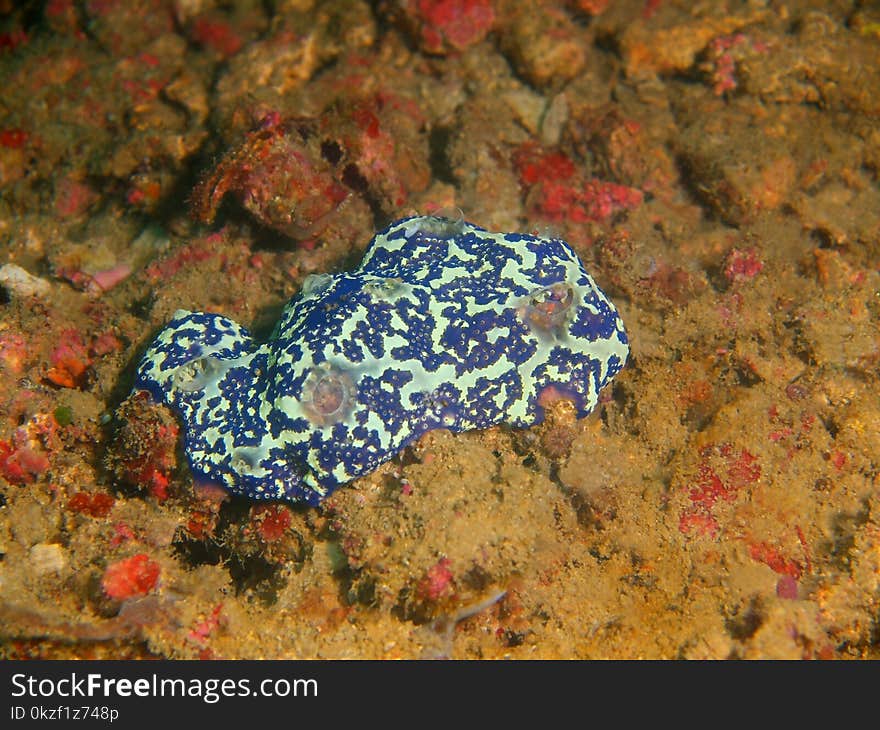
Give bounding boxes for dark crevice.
[428,125,457,185]
[171,499,289,606]
[725,597,764,641]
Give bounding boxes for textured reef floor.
[0,0,878,659]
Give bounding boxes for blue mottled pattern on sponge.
[134,216,629,505]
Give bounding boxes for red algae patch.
[101,554,161,601]
[67,491,115,518]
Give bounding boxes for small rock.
[498,2,586,88]
[540,93,569,147]
[0,263,51,298]
[29,543,67,575]
[502,88,546,136]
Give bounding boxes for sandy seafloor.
[0,0,878,659]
